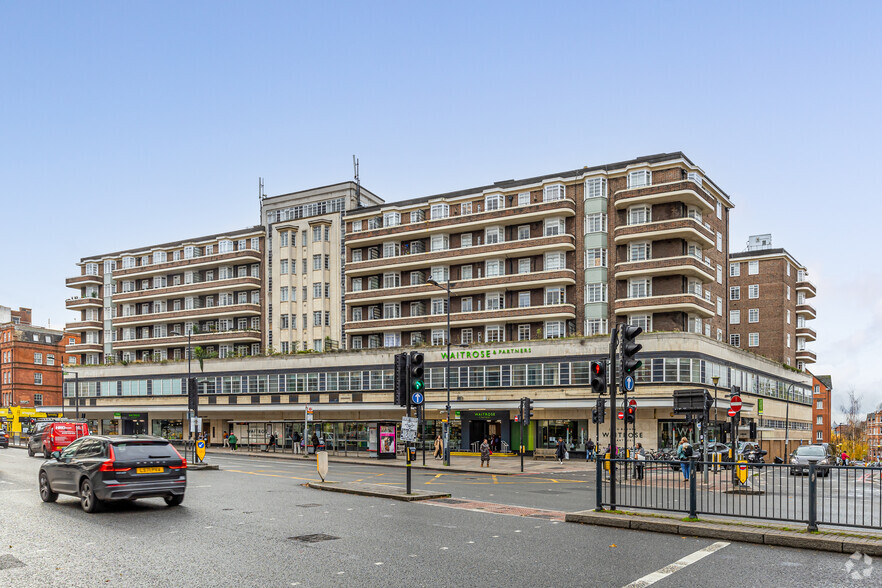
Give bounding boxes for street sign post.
[411,391,424,406]
[623,375,635,392]
[195,439,206,462]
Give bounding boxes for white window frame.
[748,308,759,323]
[748,284,759,299]
[546,251,567,271]
[485,194,503,211]
[729,286,740,301]
[748,333,759,347]
[585,177,607,199]
[627,205,650,225]
[730,333,740,347]
[628,278,651,298]
[544,321,564,339]
[430,234,449,252]
[485,226,504,245]
[543,184,565,202]
[485,325,504,343]
[430,203,449,220]
[730,262,740,277]
[748,260,759,275]
[543,218,565,237]
[627,170,651,188]
[518,192,531,206]
[628,242,651,262]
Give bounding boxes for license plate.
[136,467,164,474]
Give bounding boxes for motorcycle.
[743,447,767,468]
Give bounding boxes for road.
[0,448,873,587]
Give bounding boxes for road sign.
[628,398,637,407]
[306,406,314,422]
[411,391,424,405]
[728,408,737,417]
[617,411,624,420]
[730,396,743,412]
[757,398,763,414]
[623,375,635,392]
[736,459,749,485]
[196,439,206,462]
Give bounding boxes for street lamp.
[61,370,80,420]
[426,277,453,466]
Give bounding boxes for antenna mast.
[353,155,361,209]
[258,177,265,200]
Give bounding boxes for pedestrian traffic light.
[621,325,643,380]
[394,352,407,406]
[590,360,607,394]
[187,377,198,413]
[626,405,636,424]
[409,351,425,393]
[523,397,534,425]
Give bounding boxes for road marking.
[225,469,321,482]
[622,542,729,588]
[492,475,498,485]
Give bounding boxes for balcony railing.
[613,217,715,247]
[65,275,102,287]
[614,255,714,282]
[113,249,261,278]
[66,320,103,331]
[796,303,817,318]
[796,349,817,362]
[614,292,715,318]
[111,303,261,325]
[613,179,716,212]
[796,326,817,341]
[113,276,262,301]
[65,296,102,309]
[111,329,261,350]
[345,303,576,333]
[796,280,817,298]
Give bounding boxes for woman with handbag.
[480,438,491,468]
[555,437,566,464]
[433,434,443,460]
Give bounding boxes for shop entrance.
[121,415,147,435]
[459,410,510,453]
[468,421,501,449]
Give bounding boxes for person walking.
[480,438,491,468]
[311,432,320,454]
[555,437,566,464]
[634,442,646,481]
[433,434,443,460]
[228,432,238,451]
[264,432,277,453]
[292,431,301,455]
[841,451,849,466]
[677,437,693,481]
[586,439,596,461]
[222,431,229,448]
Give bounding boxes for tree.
[192,346,216,373]
[838,388,868,459]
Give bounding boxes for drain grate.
[296,503,322,508]
[0,555,25,571]
[434,498,468,505]
[288,534,340,543]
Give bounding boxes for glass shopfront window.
[538,420,587,451]
[86,419,99,434]
[152,419,183,441]
[101,419,119,435]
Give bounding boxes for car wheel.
[27,445,34,457]
[39,472,58,503]
[164,494,184,507]
[79,479,101,513]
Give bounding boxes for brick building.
[728,235,817,371]
[0,305,32,326]
[809,373,832,443]
[866,411,882,461]
[0,321,74,409]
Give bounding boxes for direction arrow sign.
[728,408,737,417]
[411,391,424,405]
[730,395,743,412]
[623,375,635,392]
[628,398,637,407]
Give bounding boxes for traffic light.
[704,391,714,413]
[592,407,599,424]
[187,377,198,412]
[749,421,757,440]
[590,360,607,394]
[523,397,534,425]
[518,398,525,424]
[621,324,643,380]
[626,405,636,424]
[409,351,425,393]
[394,353,407,406]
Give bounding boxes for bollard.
[688,456,698,519]
[807,459,818,532]
[595,453,604,511]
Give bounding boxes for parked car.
[789,444,833,476]
[0,428,8,448]
[28,421,89,458]
[38,435,187,513]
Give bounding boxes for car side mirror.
[51,451,61,460]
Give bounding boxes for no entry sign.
[728,408,737,417]
[730,395,743,412]
[628,399,637,407]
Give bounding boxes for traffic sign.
[411,391,424,405]
[628,398,637,407]
[728,408,737,417]
[196,439,206,462]
[623,375,635,392]
[736,460,749,485]
[617,411,625,420]
[730,395,743,412]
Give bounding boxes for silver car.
[789,444,832,476]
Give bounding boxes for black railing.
[595,456,882,531]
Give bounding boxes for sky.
[2,2,879,421]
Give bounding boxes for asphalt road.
[0,448,874,587]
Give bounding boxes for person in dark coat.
[586,439,596,461]
[311,432,320,454]
[480,438,491,467]
[264,432,277,453]
[555,437,566,464]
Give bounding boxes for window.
[629,242,651,262]
[816,431,823,441]
[716,231,723,252]
[518,192,531,206]
[485,259,504,277]
[585,213,607,233]
[431,298,447,315]
[518,324,531,341]
[431,329,446,346]
[485,226,503,244]
[518,259,531,274]
[280,287,288,302]
[585,319,607,335]
[748,261,759,275]
[518,292,531,308]
[461,202,472,215]
[485,194,503,211]
[459,233,473,248]
[280,259,288,274]
[585,177,607,199]
[351,278,362,292]
[431,266,449,282]
[461,328,473,344]
[816,400,823,410]
[486,325,504,342]
[628,279,651,298]
[430,203,449,220]
[730,333,741,346]
[786,309,791,324]
[313,283,322,298]
[717,328,723,342]
[485,292,504,311]
[409,210,425,223]
[352,249,362,262]
[46,354,54,366]
[280,314,289,329]
[787,333,791,348]
[34,353,42,365]
[748,284,759,299]
[687,207,703,222]
[586,283,607,303]
[730,310,740,324]
[544,321,564,339]
[313,255,321,270]
[351,336,363,349]
[687,242,703,259]
[748,309,759,323]
[730,262,740,277]
[461,297,473,312]
[324,254,330,269]
[543,184,565,202]
[517,225,530,240]
[85,262,99,276]
[383,303,401,319]
[430,235,448,252]
[280,231,289,247]
[35,373,43,385]
[461,265,473,280]
[627,170,651,188]
[352,308,362,321]
[729,286,740,301]
[748,333,759,347]
[786,286,791,301]
[383,242,401,257]
[383,212,401,227]
[716,200,723,219]
[628,206,650,225]
[584,248,606,268]
[545,287,565,305]
[34,393,42,406]
[716,297,723,315]
[544,218,565,237]
[716,264,723,284]
[787,264,792,277]
[313,312,322,327]
[383,272,400,288]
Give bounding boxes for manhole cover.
[222,508,234,511]
[0,555,25,571]
[296,503,322,508]
[288,534,340,543]
[434,498,468,504]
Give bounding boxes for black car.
[0,428,8,448]
[38,435,187,513]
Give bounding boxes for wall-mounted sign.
[441,346,532,360]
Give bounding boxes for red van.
[28,422,89,458]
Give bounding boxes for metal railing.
[595,456,882,531]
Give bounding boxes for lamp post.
[61,370,79,420]
[710,375,719,477]
[427,277,452,466]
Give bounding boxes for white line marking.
[622,542,730,588]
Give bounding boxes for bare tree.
[840,388,865,444]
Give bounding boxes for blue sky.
[1,2,879,419]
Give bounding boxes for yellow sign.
[196,440,206,462]
[736,460,749,485]
[604,452,611,471]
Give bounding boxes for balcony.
[344,303,576,334]
[796,280,817,298]
[66,342,103,354]
[112,303,261,326]
[346,199,577,246]
[113,276,261,302]
[113,249,261,279]
[66,320,103,331]
[796,304,817,319]
[796,326,817,341]
[613,217,715,248]
[66,275,102,287]
[66,296,102,310]
[796,349,817,363]
[614,255,714,283]
[347,234,576,277]
[614,293,715,318]
[111,329,262,351]
[346,269,577,304]
[614,180,716,212]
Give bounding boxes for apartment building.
[810,373,832,444]
[866,410,882,461]
[1,321,74,408]
[0,306,32,326]
[728,235,817,370]
[65,227,265,365]
[260,182,383,353]
[342,152,733,349]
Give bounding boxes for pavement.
[306,481,451,501]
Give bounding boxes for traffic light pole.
[519,398,524,473]
[405,354,412,496]
[608,326,619,510]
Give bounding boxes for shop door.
[469,421,487,450]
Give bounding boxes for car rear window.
[112,442,174,460]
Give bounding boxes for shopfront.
[116,412,148,435]
[458,410,511,452]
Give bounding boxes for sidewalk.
[205,447,595,476]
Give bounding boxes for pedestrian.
[555,437,566,464]
[311,432,320,454]
[586,438,596,461]
[433,434,443,460]
[264,432,277,453]
[480,437,491,468]
[222,431,229,448]
[677,437,693,481]
[841,451,849,466]
[292,431,301,455]
[228,432,238,451]
[634,442,646,481]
